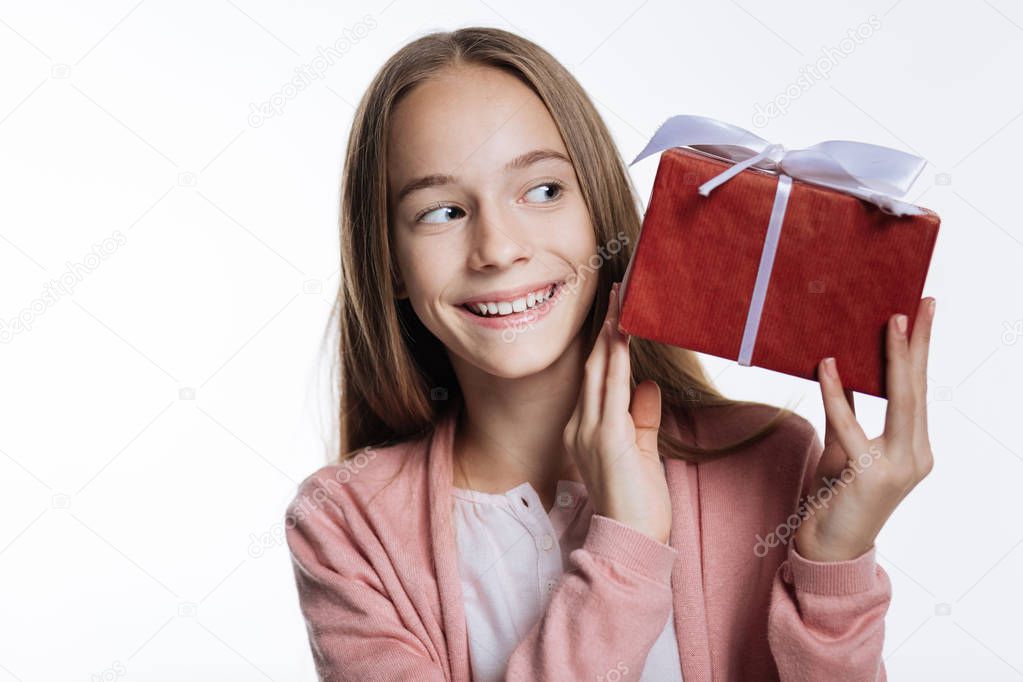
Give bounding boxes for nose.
[466,203,533,271]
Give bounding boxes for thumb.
[629,380,662,458]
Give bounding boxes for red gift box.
[619,141,940,399]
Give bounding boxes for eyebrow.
[394,148,572,204]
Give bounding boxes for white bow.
[629,114,927,217]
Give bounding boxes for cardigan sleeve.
[287,482,678,682]
[766,426,892,681]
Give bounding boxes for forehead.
[386,65,567,190]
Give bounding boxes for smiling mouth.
[461,282,562,317]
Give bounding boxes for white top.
[452,477,684,681]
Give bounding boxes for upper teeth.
[468,284,557,316]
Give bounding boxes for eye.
[523,181,564,204]
[418,205,466,224]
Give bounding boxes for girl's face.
[387,64,599,379]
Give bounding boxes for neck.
[448,332,588,508]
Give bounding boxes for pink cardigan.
[285,398,891,681]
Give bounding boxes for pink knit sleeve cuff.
[582,514,679,584]
[784,543,879,595]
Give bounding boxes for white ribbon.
[627,114,927,367]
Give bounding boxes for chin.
[447,328,576,380]
[476,352,564,379]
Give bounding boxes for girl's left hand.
[793,297,937,563]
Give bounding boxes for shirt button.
[556,492,574,508]
[539,533,554,551]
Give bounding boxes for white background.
[1,0,1021,679]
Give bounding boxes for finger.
[909,297,935,443]
[908,298,934,382]
[629,380,662,459]
[580,285,615,431]
[883,312,915,453]
[819,357,870,460]
[564,391,580,442]
[603,283,632,421]
[823,387,856,448]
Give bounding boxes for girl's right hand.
[563,281,673,544]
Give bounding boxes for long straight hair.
[329,26,795,464]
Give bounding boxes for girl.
[285,26,935,681]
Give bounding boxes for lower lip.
[456,283,565,330]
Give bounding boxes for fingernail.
[823,357,836,379]
[928,298,936,318]
[896,314,907,335]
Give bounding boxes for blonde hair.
[329,26,795,464]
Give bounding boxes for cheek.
[558,205,599,267]
[528,197,595,250]
[554,209,601,311]
[395,238,457,307]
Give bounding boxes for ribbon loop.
[630,114,927,217]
